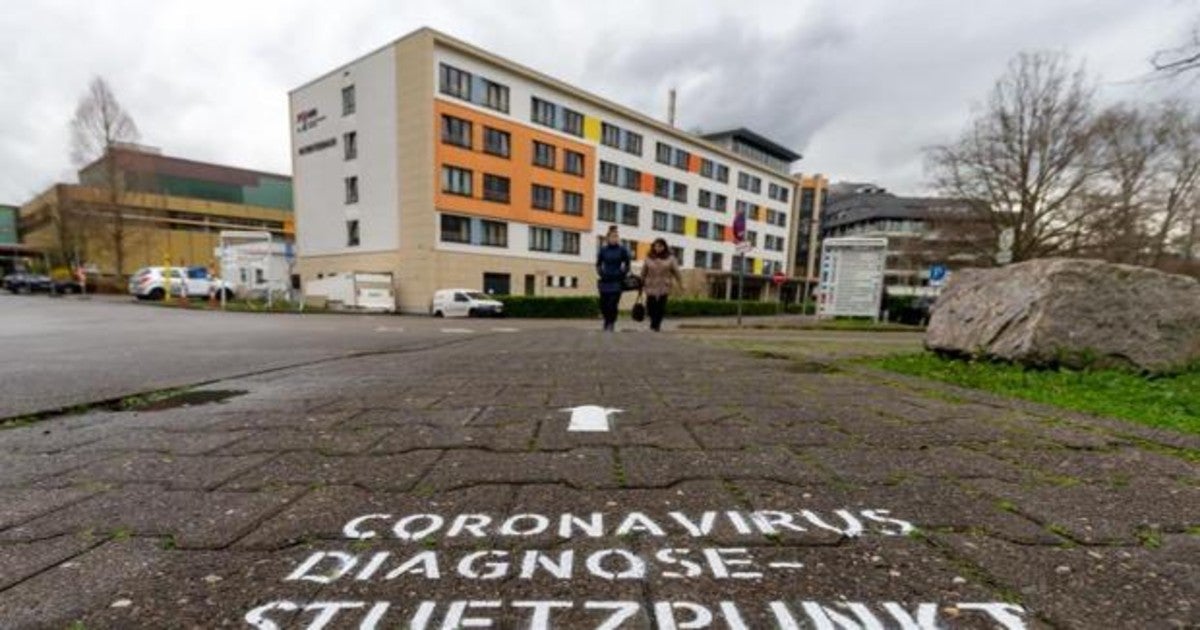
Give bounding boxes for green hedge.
[495,296,811,318]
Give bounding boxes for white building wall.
[290,45,398,258]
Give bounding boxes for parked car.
[430,289,505,318]
[129,266,234,300]
[3,272,52,294]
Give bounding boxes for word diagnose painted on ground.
[244,508,1030,629]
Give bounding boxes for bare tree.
[927,51,1101,262]
[1153,22,1200,76]
[1087,104,1168,264]
[68,76,140,277]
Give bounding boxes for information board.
[817,237,888,318]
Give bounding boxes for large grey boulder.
[925,258,1200,373]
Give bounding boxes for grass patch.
[868,353,1200,435]
[680,319,922,332]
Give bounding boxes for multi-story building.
[790,174,829,303]
[290,28,803,312]
[19,145,293,281]
[820,184,993,296]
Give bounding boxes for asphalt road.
[0,294,587,418]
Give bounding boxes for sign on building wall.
[817,237,887,319]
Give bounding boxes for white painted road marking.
[440,328,474,334]
[491,327,520,333]
[767,562,805,570]
[375,326,405,332]
[562,405,621,432]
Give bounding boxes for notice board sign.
[817,237,888,318]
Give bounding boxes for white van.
[430,289,505,318]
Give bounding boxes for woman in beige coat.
[639,238,683,331]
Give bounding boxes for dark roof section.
[823,190,973,230]
[79,147,291,184]
[702,128,802,162]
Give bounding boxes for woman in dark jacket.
[595,226,631,331]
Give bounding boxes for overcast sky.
[2,0,1197,204]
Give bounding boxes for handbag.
[631,291,646,322]
[621,274,643,292]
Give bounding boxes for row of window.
[600,122,644,156]
[655,141,692,171]
[697,190,729,213]
[737,171,763,195]
[441,115,586,177]
[440,214,582,255]
[439,64,510,113]
[699,157,731,184]
[531,96,584,137]
[653,176,689,203]
[599,160,642,191]
[442,166,584,215]
[763,234,786,252]
[735,200,788,228]
[768,182,790,203]
[597,199,640,226]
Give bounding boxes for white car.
[430,288,505,318]
[129,266,234,300]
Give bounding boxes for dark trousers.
[599,291,621,329]
[647,294,668,330]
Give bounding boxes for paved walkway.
[0,329,1196,628]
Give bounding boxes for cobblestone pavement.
[0,329,1196,629]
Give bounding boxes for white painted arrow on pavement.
[562,405,622,432]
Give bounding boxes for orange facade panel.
[640,172,654,194]
[434,100,594,231]
[687,154,702,173]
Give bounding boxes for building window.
[343,132,357,161]
[673,148,690,170]
[711,252,724,270]
[694,250,707,269]
[656,142,673,164]
[344,176,359,204]
[747,230,758,247]
[620,204,639,227]
[483,79,509,113]
[441,115,472,149]
[697,220,710,240]
[670,246,684,263]
[714,194,728,212]
[346,219,360,247]
[532,184,555,210]
[531,97,556,127]
[533,141,556,169]
[672,182,688,203]
[563,150,584,176]
[700,159,714,178]
[654,176,670,199]
[563,191,584,215]
[561,231,581,255]
[439,64,471,100]
[653,210,669,231]
[483,174,510,203]
[624,132,643,156]
[599,161,619,185]
[562,108,584,137]
[769,183,790,203]
[715,164,729,183]
[621,167,641,191]
[342,85,356,116]
[602,122,620,147]
[698,189,712,209]
[598,199,617,222]
[484,127,511,157]
[737,173,762,194]
[529,226,552,252]
[441,214,470,243]
[441,166,472,197]
[670,214,685,235]
[481,220,507,247]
